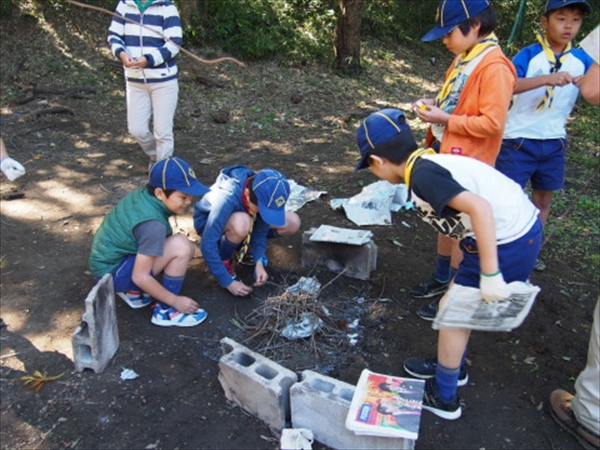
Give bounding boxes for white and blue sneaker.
[116,290,152,309]
[151,305,207,327]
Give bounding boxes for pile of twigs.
[231,289,348,362]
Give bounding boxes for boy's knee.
[277,212,301,237]
[166,234,194,259]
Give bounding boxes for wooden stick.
[63,0,245,67]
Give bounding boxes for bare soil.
[1,5,598,450]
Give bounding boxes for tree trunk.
[334,0,363,77]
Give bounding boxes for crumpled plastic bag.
[280,312,323,340]
[280,428,314,450]
[285,276,321,296]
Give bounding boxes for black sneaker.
[423,378,462,420]
[403,356,469,387]
[417,298,440,321]
[410,276,450,298]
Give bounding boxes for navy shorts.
[496,138,567,191]
[108,255,154,293]
[453,219,543,289]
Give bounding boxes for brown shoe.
[549,389,600,450]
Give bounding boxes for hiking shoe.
[403,356,469,387]
[417,298,440,321]
[222,259,238,279]
[423,378,462,420]
[550,389,600,450]
[116,290,152,309]
[151,305,207,327]
[533,257,547,272]
[410,276,450,298]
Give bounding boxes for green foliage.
[190,0,336,64]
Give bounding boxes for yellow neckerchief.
[237,179,257,263]
[535,32,572,112]
[404,148,436,188]
[435,32,499,111]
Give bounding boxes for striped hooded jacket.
[107,0,182,83]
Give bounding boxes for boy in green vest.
[89,157,210,327]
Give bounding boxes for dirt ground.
[1,5,598,450]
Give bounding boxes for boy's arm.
[514,72,576,94]
[577,63,600,105]
[131,253,199,314]
[446,191,510,301]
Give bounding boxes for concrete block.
[291,370,414,450]
[218,337,298,431]
[72,274,119,373]
[301,228,377,280]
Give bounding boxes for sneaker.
[223,259,238,279]
[550,389,600,450]
[533,257,547,272]
[410,276,450,298]
[417,298,440,321]
[151,305,207,327]
[422,378,462,420]
[116,290,152,309]
[403,356,469,387]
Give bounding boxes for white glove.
[280,428,314,450]
[1,157,26,181]
[479,271,510,302]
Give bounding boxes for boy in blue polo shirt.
[193,166,301,297]
[496,0,593,272]
[89,157,210,327]
[354,108,542,420]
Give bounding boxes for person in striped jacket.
[108,0,182,168]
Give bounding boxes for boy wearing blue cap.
[193,166,300,297]
[89,156,210,327]
[355,108,542,419]
[496,0,594,272]
[409,0,516,315]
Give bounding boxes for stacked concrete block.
[72,274,119,373]
[218,337,298,430]
[301,227,377,280]
[291,370,414,450]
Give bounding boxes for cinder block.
[72,274,119,373]
[218,337,298,431]
[291,370,414,450]
[301,228,377,280]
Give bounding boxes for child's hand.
[412,98,434,112]
[479,271,510,302]
[415,104,450,125]
[226,280,253,297]
[129,56,148,69]
[546,71,575,87]
[119,51,135,67]
[253,264,268,287]
[173,296,200,314]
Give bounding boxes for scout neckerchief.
[237,177,257,264]
[404,148,436,189]
[535,31,572,112]
[432,33,499,140]
[134,0,156,13]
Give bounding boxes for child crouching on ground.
[89,157,209,327]
[193,166,300,297]
[355,108,542,419]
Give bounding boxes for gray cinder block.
[72,274,119,373]
[218,337,298,431]
[291,370,414,450]
[301,228,377,280]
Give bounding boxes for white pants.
[126,78,179,161]
[572,299,600,435]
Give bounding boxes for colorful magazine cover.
[345,369,425,440]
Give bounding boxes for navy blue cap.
[252,168,290,227]
[421,0,491,42]
[545,0,591,14]
[150,157,209,196]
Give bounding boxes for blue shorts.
[107,255,154,293]
[453,219,543,289]
[496,138,567,191]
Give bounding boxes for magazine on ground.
[432,281,541,332]
[345,369,425,440]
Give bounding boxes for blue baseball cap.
[545,0,591,14]
[421,0,491,42]
[150,157,210,196]
[252,169,290,227]
[355,108,418,171]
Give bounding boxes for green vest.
[89,189,173,276]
